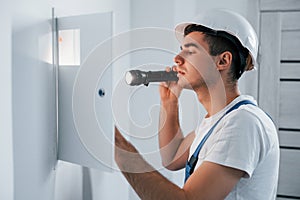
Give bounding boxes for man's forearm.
[121,168,186,200]
[115,127,186,200]
[159,101,184,166]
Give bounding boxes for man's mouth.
[177,69,186,76]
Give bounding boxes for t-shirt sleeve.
[203,109,263,178]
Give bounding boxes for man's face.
[174,32,220,90]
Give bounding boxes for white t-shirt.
[189,95,280,200]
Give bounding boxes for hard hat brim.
[175,22,193,43]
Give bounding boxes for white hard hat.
[175,9,258,66]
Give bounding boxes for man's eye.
[186,51,195,55]
[180,49,196,56]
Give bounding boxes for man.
[115,9,280,200]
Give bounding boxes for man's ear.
[216,51,232,71]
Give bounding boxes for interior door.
[259,1,300,199]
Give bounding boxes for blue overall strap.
[184,100,256,183]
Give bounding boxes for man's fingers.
[172,65,178,72]
[115,126,125,146]
[160,81,168,87]
[115,126,120,138]
[161,66,178,88]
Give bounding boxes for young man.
[115,9,280,199]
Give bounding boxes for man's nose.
[174,54,184,66]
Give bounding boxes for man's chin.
[177,79,193,90]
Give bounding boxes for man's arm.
[158,78,194,170]
[159,100,193,170]
[115,127,245,200]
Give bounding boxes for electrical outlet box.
[56,12,113,171]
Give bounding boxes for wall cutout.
[59,29,80,65]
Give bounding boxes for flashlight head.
[125,70,147,86]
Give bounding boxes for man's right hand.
[159,66,183,104]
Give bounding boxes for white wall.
[12,0,56,199]
[0,2,14,200]
[5,1,259,199]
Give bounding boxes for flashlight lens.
[125,71,133,85]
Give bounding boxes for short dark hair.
[184,24,249,81]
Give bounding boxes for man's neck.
[195,80,240,118]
